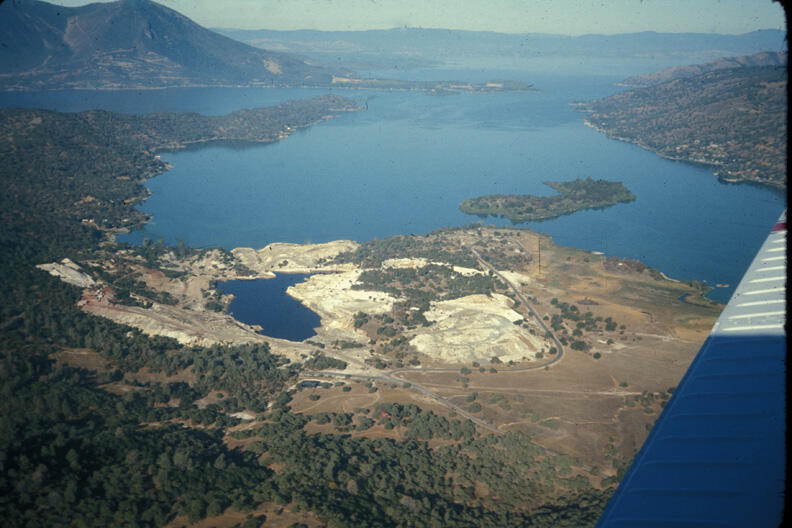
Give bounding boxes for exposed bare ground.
[50,225,720,473]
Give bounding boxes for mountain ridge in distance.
[215,26,787,71]
[0,0,346,90]
[618,50,788,86]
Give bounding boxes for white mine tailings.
[232,240,360,274]
[42,238,550,366]
[37,258,96,288]
[287,270,399,333]
[410,293,549,364]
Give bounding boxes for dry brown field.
[165,502,325,528]
[289,226,721,475]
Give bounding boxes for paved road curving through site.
[470,246,565,367]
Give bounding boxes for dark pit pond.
[216,274,320,342]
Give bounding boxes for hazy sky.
[47,0,786,35]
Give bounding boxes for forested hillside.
[619,50,787,86]
[0,95,360,256]
[578,64,787,189]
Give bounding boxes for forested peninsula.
[577,62,787,189]
[460,178,636,222]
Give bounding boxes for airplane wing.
[596,211,786,528]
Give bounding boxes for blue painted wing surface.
[596,211,786,528]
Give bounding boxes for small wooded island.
[459,178,636,222]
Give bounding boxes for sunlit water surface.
[2,68,784,303]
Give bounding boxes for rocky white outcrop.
[232,240,359,274]
[380,257,483,277]
[452,265,484,277]
[381,257,429,269]
[80,296,309,360]
[36,258,96,288]
[287,270,399,334]
[410,293,548,364]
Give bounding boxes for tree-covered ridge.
[578,65,787,189]
[618,51,787,87]
[133,95,362,147]
[0,95,361,263]
[333,230,480,269]
[333,226,533,271]
[460,178,636,222]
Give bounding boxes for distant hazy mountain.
[620,51,788,86]
[215,27,787,71]
[0,0,343,90]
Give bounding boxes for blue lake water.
[1,71,784,304]
[216,275,320,341]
